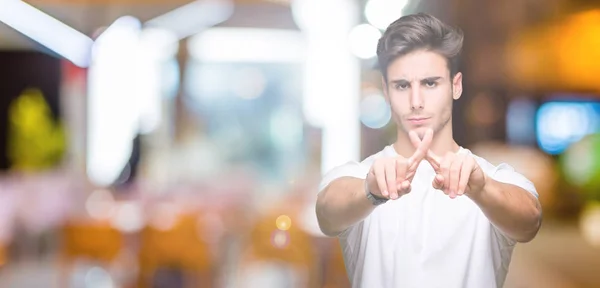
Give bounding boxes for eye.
[395,83,409,90]
[424,80,437,88]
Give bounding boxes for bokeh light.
[580,202,600,248]
[85,189,116,220]
[110,202,144,233]
[536,101,599,155]
[275,215,292,231]
[271,230,290,249]
[348,24,382,59]
[365,0,410,30]
[360,93,391,129]
[231,67,267,100]
[561,133,600,199]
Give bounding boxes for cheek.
[388,94,408,112]
[424,89,453,112]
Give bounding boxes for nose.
[410,84,423,110]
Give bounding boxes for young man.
[315,13,542,288]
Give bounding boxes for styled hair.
[376,13,464,79]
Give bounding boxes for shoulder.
[317,146,393,193]
[467,149,538,198]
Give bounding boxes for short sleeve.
[491,163,538,198]
[318,161,369,194]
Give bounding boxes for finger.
[385,162,398,199]
[439,153,454,195]
[408,129,433,162]
[398,171,415,192]
[457,157,474,196]
[399,180,411,195]
[426,150,442,172]
[404,169,416,182]
[408,130,423,150]
[449,155,464,199]
[432,174,445,191]
[374,164,388,197]
[395,158,408,185]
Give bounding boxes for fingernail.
[383,190,388,196]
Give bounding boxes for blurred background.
[0,0,599,287]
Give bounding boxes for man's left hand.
[409,130,486,199]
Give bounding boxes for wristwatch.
[365,179,388,206]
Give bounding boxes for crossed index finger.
[426,150,442,172]
[408,129,433,165]
[408,129,443,172]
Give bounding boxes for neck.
[393,124,460,159]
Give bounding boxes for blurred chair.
[0,242,6,268]
[238,208,319,288]
[60,220,124,287]
[137,212,215,288]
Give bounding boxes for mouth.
[407,117,431,125]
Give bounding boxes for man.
[315,13,542,288]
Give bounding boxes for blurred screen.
[536,97,600,155]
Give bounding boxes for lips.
[407,117,430,125]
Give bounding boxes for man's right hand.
[366,129,433,200]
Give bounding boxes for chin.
[411,125,432,134]
[400,125,430,137]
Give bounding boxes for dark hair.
[376,13,464,79]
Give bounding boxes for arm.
[469,176,542,243]
[316,177,375,237]
[316,131,433,237]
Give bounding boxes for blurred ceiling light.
[348,24,381,59]
[87,16,142,187]
[138,28,179,61]
[292,0,361,173]
[135,28,179,135]
[188,28,305,63]
[291,0,355,31]
[365,0,409,30]
[0,0,93,67]
[145,0,234,40]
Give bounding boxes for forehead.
[386,49,449,80]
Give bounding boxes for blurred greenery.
[7,88,66,171]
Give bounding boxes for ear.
[452,72,463,100]
[381,77,390,103]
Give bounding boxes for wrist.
[364,179,388,206]
[468,173,492,202]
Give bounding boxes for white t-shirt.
[318,145,538,288]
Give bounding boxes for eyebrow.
[389,76,443,85]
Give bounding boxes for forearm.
[469,177,542,243]
[316,177,376,237]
